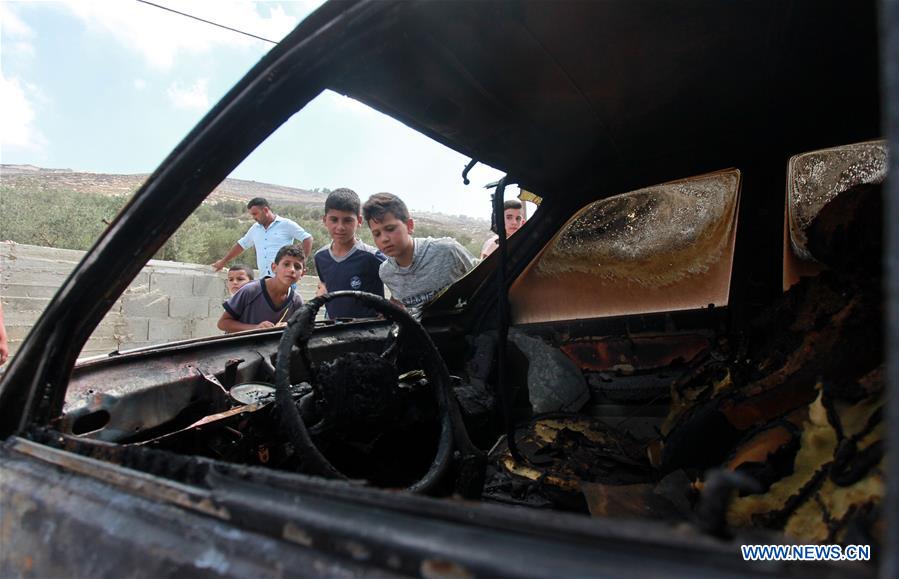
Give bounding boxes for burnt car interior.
[1,1,893,576]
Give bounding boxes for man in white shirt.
[212,197,313,277]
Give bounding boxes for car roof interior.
[333,1,880,200]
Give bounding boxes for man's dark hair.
[363,192,410,223]
[247,197,270,210]
[504,199,522,211]
[325,188,361,215]
[274,244,306,265]
[227,264,254,279]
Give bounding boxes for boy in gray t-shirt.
[363,193,474,315]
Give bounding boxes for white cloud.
[59,0,318,71]
[134,78,147,90]
[0,73,47,153]
[167,79,209,110]
[0,3,34,38]
[9,40,35,59]
[1,3,36,59]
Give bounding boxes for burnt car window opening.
[0,1,892,577]
[510,169,741,324]
[784,140,887,289]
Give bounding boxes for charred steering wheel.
[274,290,480,494]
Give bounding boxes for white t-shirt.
[238,216,311,277]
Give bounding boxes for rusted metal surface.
[787,141,887,262]
[2,436,796,579]
[784,141,886,290]
[483,416,651,511]
[724,423,798,472]
[8,437,229,519]
[484,253,884,554]
[138,399,271,446]
[662,267,884,547]
[725,384,884,543]
[509,170,741,324]
[59,344,271,442]
[560,333,711,372]
[58,322,391,443]
[537,170,740,285]
[581,481,686,521]
[0,440,404,579]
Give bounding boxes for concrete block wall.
[0,242,320,360]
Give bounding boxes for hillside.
[0,164,328,205]
[0,165,492,264]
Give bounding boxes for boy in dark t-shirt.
[314,188,386,319]
[218,244,305,332]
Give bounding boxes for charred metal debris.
[34,256,884,553]
[477,268,883,551]
[480,169,885,554]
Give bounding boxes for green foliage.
[0,187,128,250]
[415,224,477,256]
[0,187,484,272]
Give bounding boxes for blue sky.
[0,0,514,218]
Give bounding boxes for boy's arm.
[218,311,274,333]
[480,236,497,259]
[316,280,327,297]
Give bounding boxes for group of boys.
[0,192,526,368]
[214,188,523,331]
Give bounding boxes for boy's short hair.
[227,264,254,279]
[504,199,523,211]
[274,244,306,265]
[363,192,410,223]
[325,188,361,215]
[247,197,270,210]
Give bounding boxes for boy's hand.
[257,321,275,329]
[211,260,225,271]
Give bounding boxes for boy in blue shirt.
[314,188,386,319]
